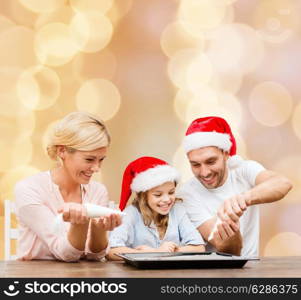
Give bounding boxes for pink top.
[14,171,110,262]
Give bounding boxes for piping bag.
[53,203,126,234]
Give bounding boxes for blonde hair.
[47,111,110,161]
[132,186,182,239]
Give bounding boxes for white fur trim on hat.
[131,165,180,193]
[183,131,232,153]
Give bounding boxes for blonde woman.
[107,157,205,261]
[14,112,121,262]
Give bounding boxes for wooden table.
[1,257,300,278]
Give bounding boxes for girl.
[14,111,121,262]
[107,156,205,261]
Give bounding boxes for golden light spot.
[207,23,264,74]
[70,0,114,15]
[72,49,117,82]
[0,67,29,117]
[107,0,133,26]
[172,146,193,184]
[160,21,204,58]
[235,133,249,160]
[0,15,15,34]
[70,11,113,53]
[19,0,63,14]
[34,22,79,66]
[249,81,293,127]
[292,103,301,141]
[253,0,300,43]
[178,0,227,36]
[0,26,36,68]
[273,156,301,205]
[264,232,301,256]
[210,71,243,94]
[186,54,213,93]
[0,165,40,200]
[76,79,121,121]
[173,89,195,123]
[167,48,201,89]
[17,65,60,111]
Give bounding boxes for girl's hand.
[135,245,155,251]
[58,202,89,225]
[93,213,122,231]
[158,241,178,252]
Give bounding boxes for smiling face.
[188,146,229,189]
[146,181,176,216]
[59,146,107,184]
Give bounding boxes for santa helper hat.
[183,116,243,169]
[119,156,180,211]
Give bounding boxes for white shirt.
[177,160,265,257]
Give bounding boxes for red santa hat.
[119,156,180,211]
[183,116,243,169]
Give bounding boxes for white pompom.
[227,155,244,169]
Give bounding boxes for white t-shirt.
[177,160,265,257]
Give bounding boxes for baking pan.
[117,251,258,269]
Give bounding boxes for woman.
[14,111,121,262]
[107,156,205,261]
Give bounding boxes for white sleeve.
[240,160,266,186]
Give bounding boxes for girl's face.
[146,181,176,216]
[59,146,107,184]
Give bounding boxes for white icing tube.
[53,203,125,234]
[208,217,222,241]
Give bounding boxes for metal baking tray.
[117,251,259,269]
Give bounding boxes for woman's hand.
[158,241,178,252]
[92,213,122,231]
[58,202,89,225]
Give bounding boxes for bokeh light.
[264,232,301,256]
[249,81,293,127]
[0,14,15,34]
[19,0,63,14]
[76,78,121,121]
[17,65,61,110]
[291,103,301,141]
[160,21,204,58]
[70,11,113,53]
[70,0,114,15]
[172,145,193,184]
[34,22,78,66]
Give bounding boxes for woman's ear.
[57,145,66,160]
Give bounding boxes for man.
[177,116,292,256]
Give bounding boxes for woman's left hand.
[93,213,122,231]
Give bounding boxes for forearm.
[67,223,89,251]
[177,245,205,252]
[244,175,292,206]
[88,219,109,253]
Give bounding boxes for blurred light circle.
[207,23,264,74]
[253,0,299,44]
[173,89,195,123]
[76,79,121,121]
[70,0,114,15]
[72,49,117,82]
[0,165,40,200]
[264,232,301,256]
[107,0,133,27]
[278,204,301,236]
[0,26,36,68]
[292,103,301,141]
[172,146,193,184]
[178,0,227,35]
[0,67,30,117]
[167,48,201,89]
[19,0,63,14]
[160,21,204,58]
[70,11,113,53]
[249,81,293,127]
[186,54,213,92]
[210,70,242,94]
[34,22,79,66]
[17,65,60,111]
[273,155,301,204]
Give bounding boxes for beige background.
[0,0,301,259]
